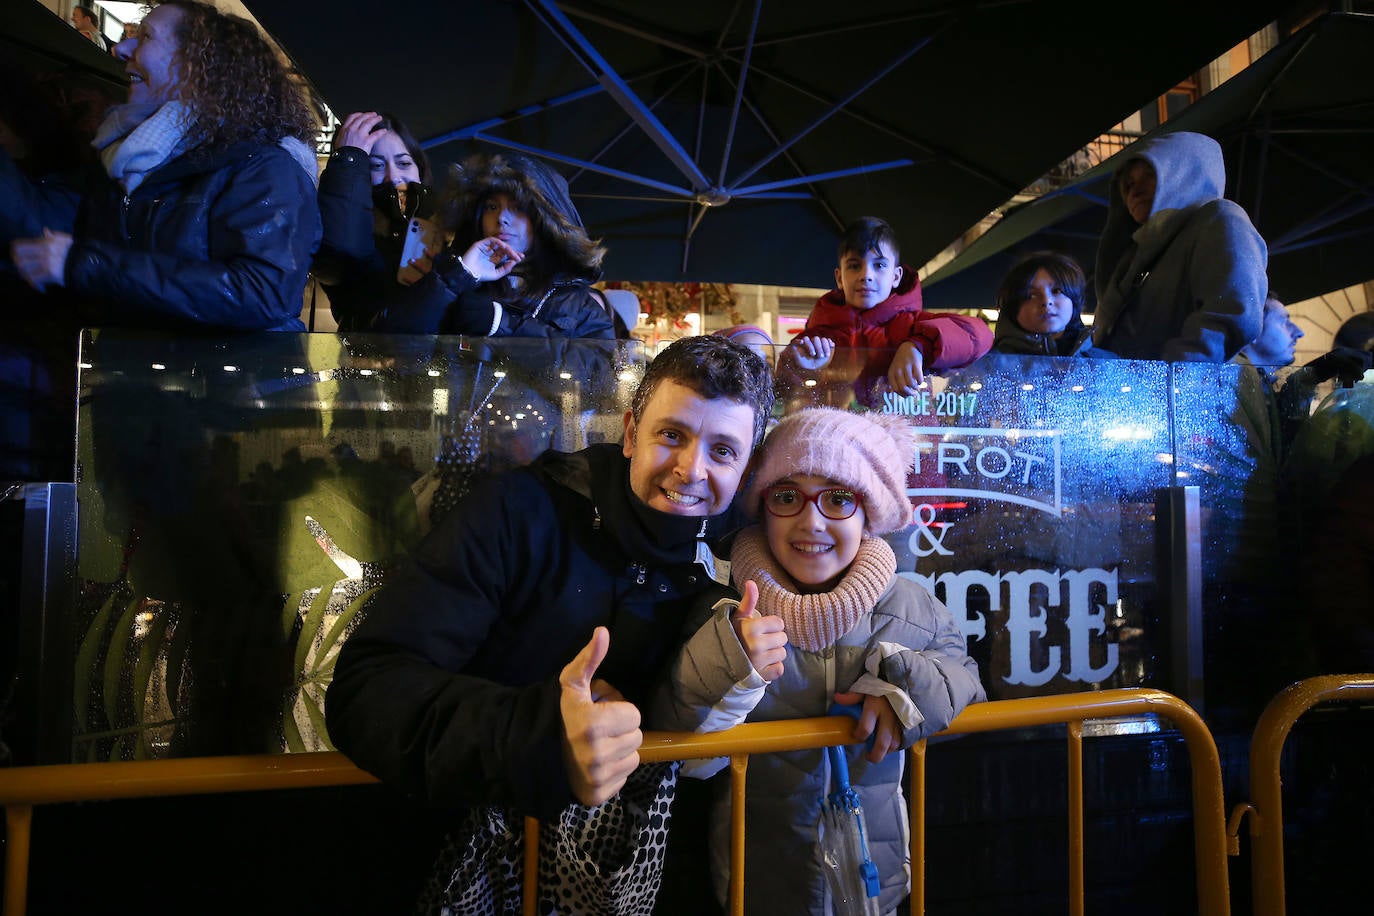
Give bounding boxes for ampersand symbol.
[908,503,954,557]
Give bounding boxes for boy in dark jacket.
[991,251,1110,358]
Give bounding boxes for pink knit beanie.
[744,408,917,535]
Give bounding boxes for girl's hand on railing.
[833,690,902,764]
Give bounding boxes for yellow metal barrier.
[910,688,1230,916]
[1226,674,1374,916]
[1,689,1227,916]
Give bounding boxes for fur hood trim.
[438,151,606,281]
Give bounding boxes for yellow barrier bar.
[0,690,1229,916]
[909,739,927,916]
[1242,674,1374,916]
[4,805,31,916]
[0,751,375,806]
[0,753,375,916]
[1068,720,1084,916]
[728,755,748,916]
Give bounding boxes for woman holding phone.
[314,110,437,331]
[371,150,614,340]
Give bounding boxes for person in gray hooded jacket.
[1092,131,1267,362]
[655,407,984,915]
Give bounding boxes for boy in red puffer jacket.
[786,217,992,400]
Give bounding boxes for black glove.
[1304,347,1373,387]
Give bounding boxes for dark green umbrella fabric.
[244,0,1290,285]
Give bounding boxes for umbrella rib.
[527,0,710,190]
[421,59,692,146]
[471,133,693,198]
[717,0,764,188]
[1268,221,1374,257]
[727,23,949,190]
[711,61,847,232]
[1268,192,1374,250]
[720,0,1029,51]
[1260,133,1370,194]
[572,193,697,204]
[715,50,1015,192]
[733,160,917,197]
[1244,29,1316,125]
[568,61,706,187]
[559,0,712,59]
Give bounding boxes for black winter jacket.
[0,142,319,331]
[325,443,734,820]
[313,146,434,331]
[372,255,615,339]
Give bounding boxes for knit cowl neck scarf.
[93,101,194,194]
[729,526,896,653]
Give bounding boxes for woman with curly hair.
[314,110,436,331]
[373,151,615,339]
[4,0,320,331]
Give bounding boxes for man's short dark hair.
[837,216,901,264]
[73,5,98,25]
[631,336,774,449]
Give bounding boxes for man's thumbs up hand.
[559,626,642,806]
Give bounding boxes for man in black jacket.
[326,334,773,911]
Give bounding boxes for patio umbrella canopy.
[247,0,1292,286]
[922,12,1374,311]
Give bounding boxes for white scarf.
[93,101,194,194]
[92,101,321,192]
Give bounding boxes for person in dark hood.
[314,110,435,331]
[1091,131,1266,362]
[991,250,1108,357]
[373,151,615,339]
[4,0,320,332]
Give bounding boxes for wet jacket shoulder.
[61,140,320,331]
[314,146,386,330]
[0,150,84,242]
[316,147,377,267]
[802,266,992,369]
[325,443,719,820]
[1093,131,1266,362]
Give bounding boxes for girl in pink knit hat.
[655,407,985,915]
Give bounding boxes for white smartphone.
[397,216,443,284]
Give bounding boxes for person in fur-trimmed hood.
[373,150,615,339]
[654,407,985,916]
[1092,130,1267,361]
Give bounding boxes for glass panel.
[778,352,1173,701]
[71,331,641,760]
[54,334,1367,761]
